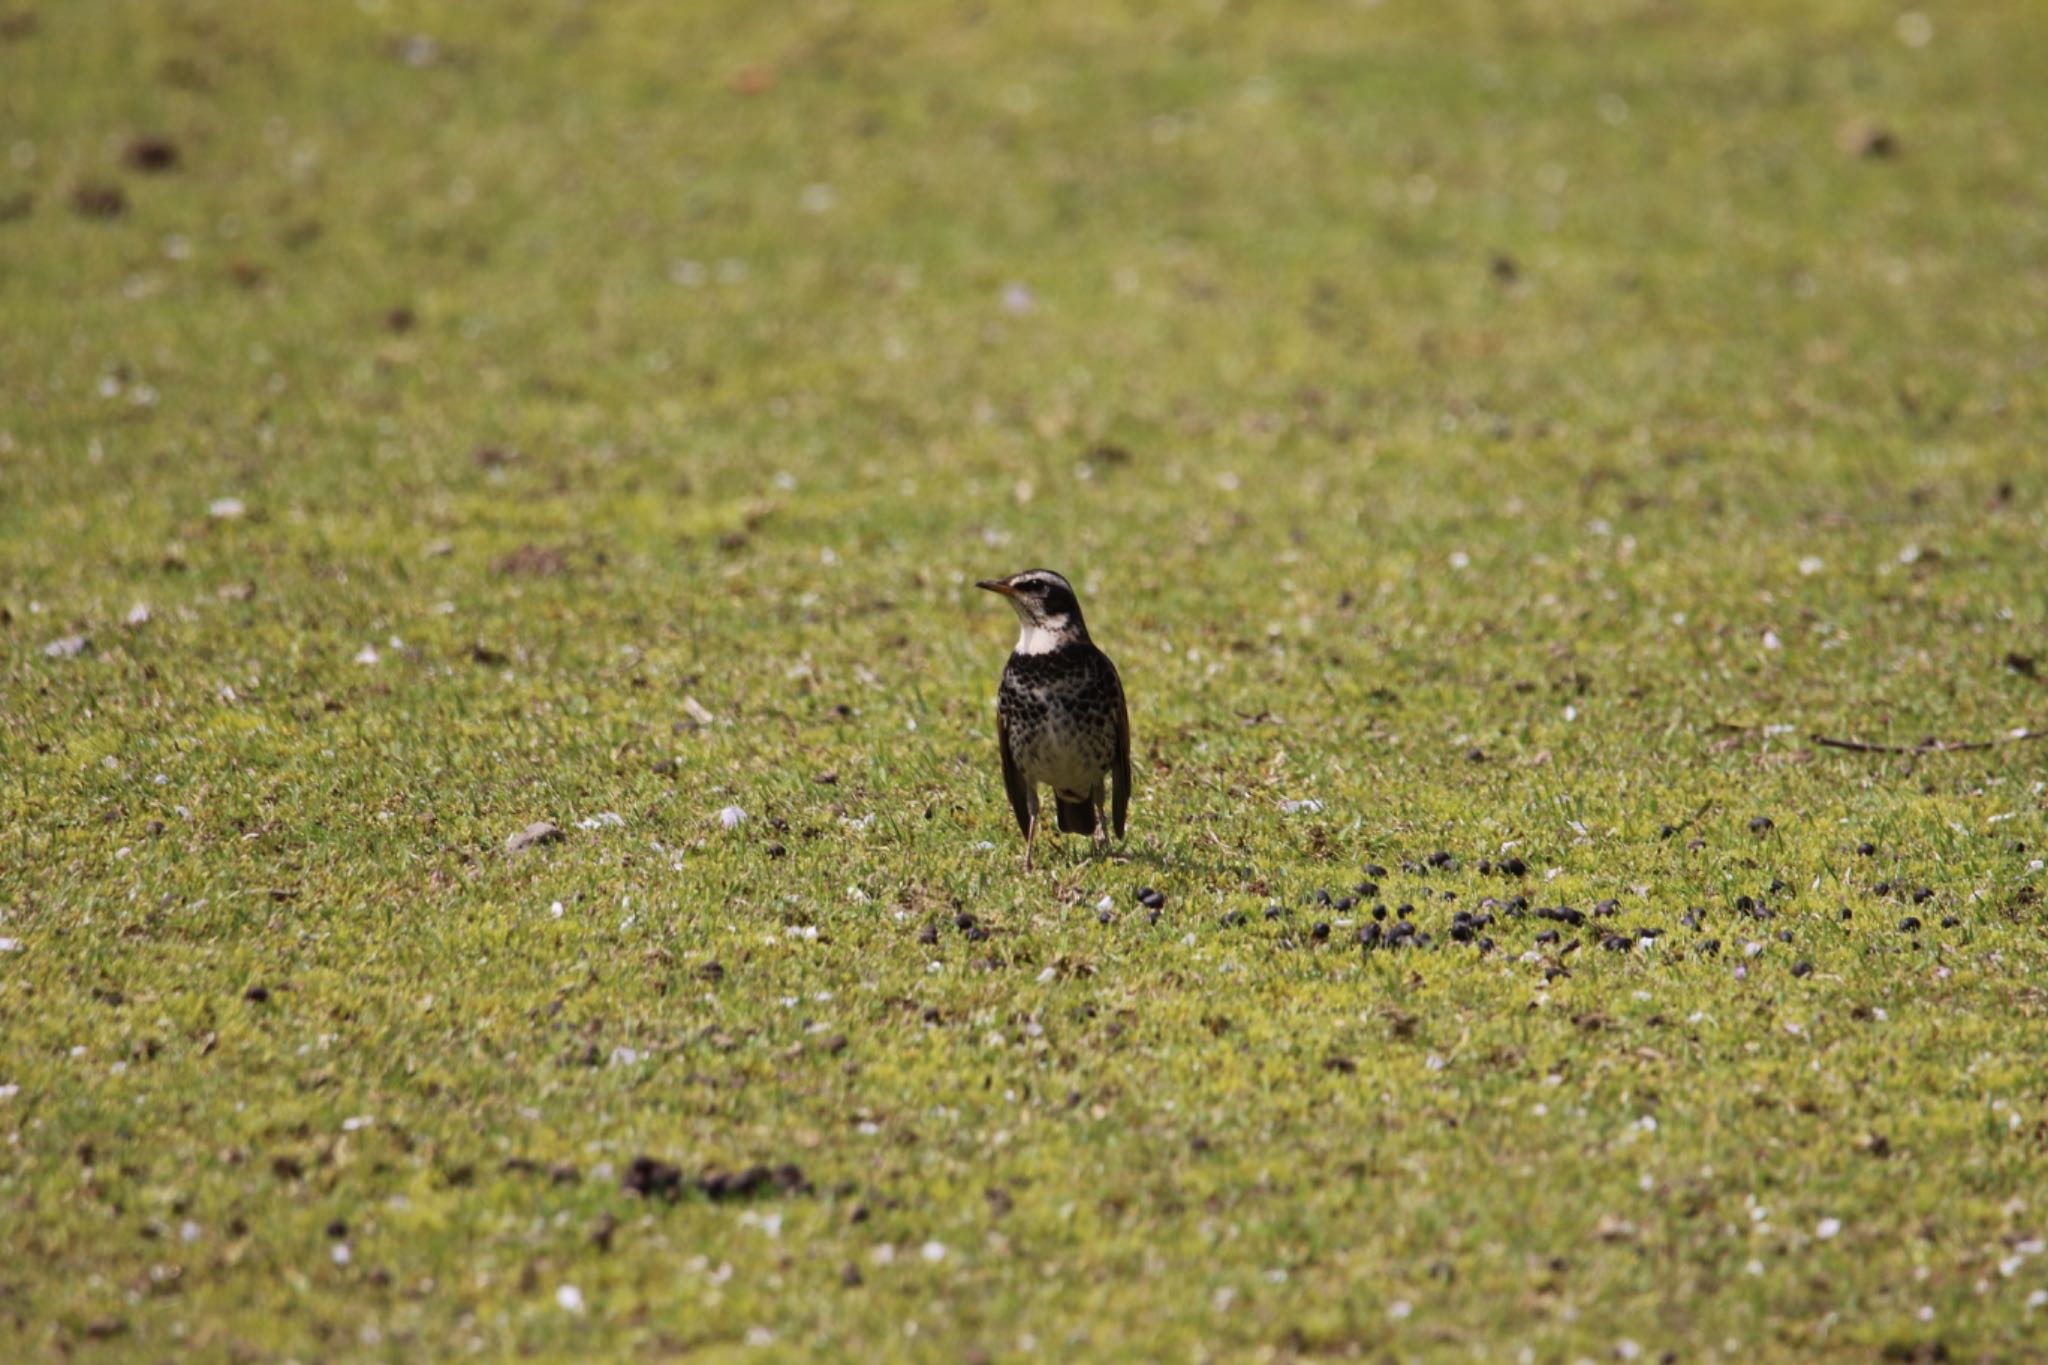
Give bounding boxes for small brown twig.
[1811,728,2042,756]
[1667,797,1716,835]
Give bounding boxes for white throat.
[1014,616,1074,655]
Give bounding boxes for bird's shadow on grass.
[1041,843,1261,885]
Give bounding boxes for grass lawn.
[5,0,2048,1358]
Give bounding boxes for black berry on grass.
[1857,842,1877,857]
[1791,961,1814,978]
[1897,916,1921,933]
[1137,888,1167,910]
[1311,922,1331,942]
[1749,816,1775,834]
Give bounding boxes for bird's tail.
[1054,798,1096,835]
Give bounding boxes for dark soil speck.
[72,183,127,218]
[622,1157,684,1200]
[125,136,179,171]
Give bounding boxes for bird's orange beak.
[976,578,1016,597]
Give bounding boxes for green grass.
[5,0,2048,1358]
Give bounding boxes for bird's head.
[977,568,1089,651]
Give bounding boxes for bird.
[976,568,1131,870]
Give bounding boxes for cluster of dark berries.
[1360,918,1429,951]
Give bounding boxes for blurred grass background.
[3,1,2047,1359]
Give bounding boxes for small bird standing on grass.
[977,569,1130,870]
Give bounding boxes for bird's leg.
[1092,795,1110,853]
[1022,806,1038,873]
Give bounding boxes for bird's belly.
[1015,721,1111,796]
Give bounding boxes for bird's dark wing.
[997,704,1034,839]
[1110,659,1131,840]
